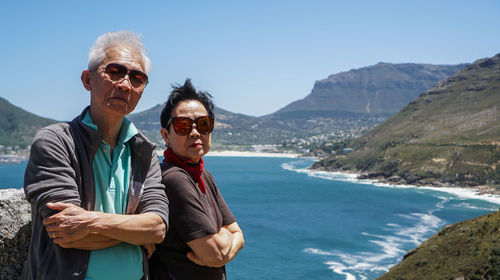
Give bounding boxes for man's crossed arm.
[43,202,165,257]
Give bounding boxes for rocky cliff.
[0,188,30,279]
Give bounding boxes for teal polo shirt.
[82,110,143,280]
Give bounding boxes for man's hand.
[44,202,98,245]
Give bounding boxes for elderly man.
[22,31,168,280]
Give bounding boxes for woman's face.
[161,100,211,163]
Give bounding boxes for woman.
[150,79,244,280]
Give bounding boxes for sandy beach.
[156,149,306,158]
[206,150,302,158]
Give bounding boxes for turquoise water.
[2,157,499,279]
[0,161,27,189]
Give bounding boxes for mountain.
[130,62,466,149]
[129,105,261,148]
[312,54,500,190]
[130,102,388,150]
[276,63,467,115]
[378,210,500,279]
[0,97,57,147]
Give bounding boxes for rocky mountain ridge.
[277,62,466,115]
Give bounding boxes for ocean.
[2,156,499,280]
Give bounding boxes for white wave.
[303,248,336,256]
[419,186,500,205]
[281,163,359,182]
[454,202,498,211]
[281,161,500,205]
[435,196,450,208]
[393,213,443,245]
[385,223,401,228]
[324,261,356,280]
[286,159,498,279]
[304,199,446,280]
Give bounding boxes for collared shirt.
[82,110,143,280]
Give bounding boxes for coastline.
[304,168,500,206]
[155,149,304,158]
[205,150,302,158]
[368,178,500,206]
[156,149,500,205]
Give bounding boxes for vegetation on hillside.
[0,97,56,147]
[312,54,500,190]
[378,210,500,279]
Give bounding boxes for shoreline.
[153,150,500,205]
[155,149,306,158]
[304,169,500,205]
[205,150,303,158]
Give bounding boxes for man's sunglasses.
[97,63,149,88]
[168,115,215,136]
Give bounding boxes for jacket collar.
[69,106,157,158]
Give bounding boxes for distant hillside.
[378,210,500,279]
[129,105,261,147]
[130,103,387,150]
[131,62,465,148]
[276,63,466,115]
[312,54,500,190]
[0,97,56,147]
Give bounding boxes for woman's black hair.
[160,79,215,129]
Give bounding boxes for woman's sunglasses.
[168,115,214,136]
[97,63,149,88]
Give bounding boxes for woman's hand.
[143,243,156,259]
[186,222,244,267]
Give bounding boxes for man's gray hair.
[88,30,152,74]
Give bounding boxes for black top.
[150,162,236,280]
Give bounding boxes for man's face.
[83,45,146,119]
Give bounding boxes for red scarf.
[163,148,206,194]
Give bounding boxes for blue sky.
[1,0,499,121]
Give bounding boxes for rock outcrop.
[0,188,31,279]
